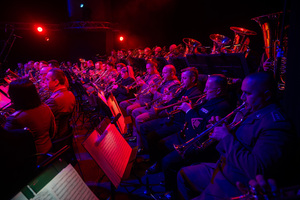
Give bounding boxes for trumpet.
[154,93,207,115]
[104,78,123,93]
[125,72,149,90]
[173,102,246,158]
[147,83,184,110]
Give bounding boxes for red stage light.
[37,26,43,33]
[119,36,124,42]
[45,37,50,42]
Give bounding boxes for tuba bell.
[183,38,202,55]
[209,34,232,54]
[251,11,288,89]
[230,27,257,57]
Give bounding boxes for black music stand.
[169,56,189,75]
[186,53,249,79]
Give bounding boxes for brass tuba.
[230,27,257,57]
[209,34,232,54]
[183,38,202,55]
[251,11,287,89]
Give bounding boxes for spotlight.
[119,36,124,42]
[80,3,84,8]
[37,26,43,33]
[45,37,50,42]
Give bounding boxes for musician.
[119,60,161,135]
[132,65,180,129]
[137,67,202,154]
[142,74,231,177]
[111,65,136,103]
[177,72,295,200]
[45,68,75,140]
[101,62,119,85]
[4,78,56,163]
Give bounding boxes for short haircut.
[181,67,198,83]
[165,64,176,75]
[209,74,228,91]
[48,68,66,85]
[116,63,126,69]
[9,78,41,110]
[147,60,158,68]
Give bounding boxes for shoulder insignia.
[200,107,209,114]
[271,111,285,122]
[191,118,203,129]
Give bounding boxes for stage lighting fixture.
[119,36,124,42]
[37,26,43,33]
[45,37,50,42]
[80,4,84,8]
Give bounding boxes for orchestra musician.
[177,72,295,200]
[111,65,136,103]
[119,60,161,136]
[4,78,56,163]
[45,68,75,141]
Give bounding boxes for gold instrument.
[137,78,164,97]
[154,93,207,115]
[104,78,123,94]
[251,11,287,89]
[6,68,20,78]
[173,102,246,158]
[125,72,149,90]
[209,34,232,54]
[183,38,202,55]
[230,27,257,57]
[145,83,184,110]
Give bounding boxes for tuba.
[183,38,202,55]
[230,27,257,57]
[251,11,287,89]
[209,34,232,54]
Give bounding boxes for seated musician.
[4,78,56,163]
[111,65,136,103]
[177,72,295,200]
[119,60,161,135]
[135,67,202,154]
[45,68,75,141]
[100,62,119,86]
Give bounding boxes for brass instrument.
[146,83,184,110]
[183,38,202,55]
[155,93,207,116]
[209,34,232,54]
[173,102,246,158]
[230,27,257,57]
[6,68,20,78]
[125,72,149,90]
[251,11,287,89]
[104,78,123,94]
[136,78,164,97]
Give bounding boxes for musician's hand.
[163,93,173,102]
[206,116,220,128]
[112,84,118,90]
[180,96,189,101]
[236,175,278,199]
[178,102,192,113]
[262,58,273,72]
[210,123,229,141]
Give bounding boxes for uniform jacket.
[45,87,75,140]
[112,76,135,103]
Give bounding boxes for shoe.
[159,191,174,200]
[146,162,161,174]
[127,136,137,142]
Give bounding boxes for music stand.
[107,93,127,135]
[82,122,138,200]
[0,86,11,110]
[186,53,249,79]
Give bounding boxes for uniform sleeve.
[45,97,59,116]
[217,120,293,179]
[4,115,22,130]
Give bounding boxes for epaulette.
[271,111,285,122]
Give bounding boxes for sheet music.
[82,124,132,188]
[107,94,126,134]
[32,164,98,200]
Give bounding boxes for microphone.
[110,113,121,125]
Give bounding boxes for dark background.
[0,0,288,67]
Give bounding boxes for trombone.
[153,93,207,115]
[125,72,149,90]
[173,102,246,158]
[104,78,123,93]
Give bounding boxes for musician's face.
[45,72,58,91]
[204,77,221,101]
[181,71,193,88]
[241,77,269,113]
[162,67,172,80]
[146,64,154,74]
